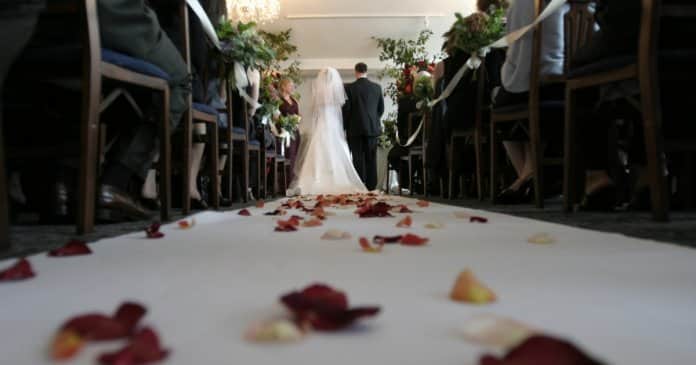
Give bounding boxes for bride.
[286,68,368,196]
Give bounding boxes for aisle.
[2,195,696,364]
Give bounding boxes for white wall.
[259,0,478,119]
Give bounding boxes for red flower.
[275,219,299,232]
[470,216,489,223]
[396,205,413,213]
[238,209,251,216]
[145,223,164,239]
[48,240,92,257]
[0,258,35,282]
[396,215,412,228]
[98,327,169,365]
[479,335,605,365]
[280,284,380,331]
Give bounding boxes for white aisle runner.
[1,196,696,364]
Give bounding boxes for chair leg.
[563,87,577,213]
[77,64,101,235]
[209,123,220,210]
[641,99,669,222]
[243,143,249,203]
[408,156,414,196]
[224,133,233,204]
[182,109,192,215]
[529,112,544,209]
[0,120,9,251]
[474,128,483,201]
[422,157,427,197]
[490,120,498,204]
[159,89,171,221]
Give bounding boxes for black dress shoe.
[191,198,209,210]
[97,184,153,222]
[580,185,616,212]
[494,179,533,205]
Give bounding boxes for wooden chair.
[179,2,219,214]
[0,122,8,250]
[267,133,288,197]
[82,0,172,232]
[407,111,430,196]
[564,0,696,221]
[445,63,488,200]
[490,0,593,208]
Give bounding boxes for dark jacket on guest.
[343,78,385,138]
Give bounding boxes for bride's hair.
[312,67,347,107]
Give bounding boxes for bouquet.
[277,114,301,136]
[413,74,434,107]
[446,7,506,56]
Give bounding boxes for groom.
[343,63,385,191]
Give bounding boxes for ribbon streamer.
[186,0,221,50]
[234,62,261,110]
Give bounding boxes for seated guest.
[97,0,191,220]
[492,0,567,204]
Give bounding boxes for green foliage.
[373,29,434,68]
[413,75,434,106]
[217,21,276,69]
[277,114,301,135]
[446,7,506,55]
[260,29,298,63]
[378,112,398,149]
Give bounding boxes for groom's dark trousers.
[344,77,384,191]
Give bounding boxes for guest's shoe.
[97,184,153,222]
[191,198,209,210]
[579,185,616,212]
[494,179,533,205]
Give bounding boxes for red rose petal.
[397,205,413,213]
[280,284,380,331]
[238,209,251,216]
[470,216,489,223]
[416,200,430,207]
[374,235,403,244]
[145,223,164,239]
[48,240,92,257]
[479,335,605,365]
[359,237,383,253]
[357,202,394,218]
[256,199,265,208]
[51,330,84,361]
[98,327,169,365]
[61,302,147,341]
[265,209,287,216]
[0,258,35,282]
[275,219,298,232]
[400,234,429,246]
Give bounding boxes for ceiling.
[258,0,477,70]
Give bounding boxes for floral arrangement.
[373,30,440,104]
[260,29,303,86]
[378,112,398,149]
[413,73,435,108]
[217,21,276,70]
[446,4,506,55]
[277,114,301,136]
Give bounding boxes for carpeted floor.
[2,196,696,260]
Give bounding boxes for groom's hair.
[355,63,368,74]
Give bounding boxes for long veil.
[301,67,346,134]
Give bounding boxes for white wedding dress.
[286,68,368,196]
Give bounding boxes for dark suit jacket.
[343,78,384,138]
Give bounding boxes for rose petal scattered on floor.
[528,233,556,245]
[425,222,445,229]
[450,270,497,305]
[145,223,164,239]
[302,218,323,227]
[280,283,380,331]
[479,335,605,365]
[256,200,265,208]
[97,327,169,365]
[48,240,92,257]
[462,314,536,350]
[245,320,304,343]
[178,218,196,229]
[321,229,351,240]
[374,235,403,244]
[238,209,251,216]
[416,200,430,208]
[265,209,287,216]
[0,258,36,282]
[396,215,413,228]
[470,216,488,223]
[359,237,384,253]
[400,234,429,246]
